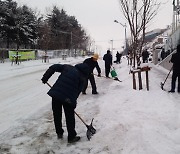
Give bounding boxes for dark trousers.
[82,74,97,93]
[171,72,180,92]
[143,58,148,63]
[52,98,77,140]
[105,65,111,77]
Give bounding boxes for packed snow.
[0,56,180,154]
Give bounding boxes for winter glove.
[41,77,47,84]
[98,73,101,77]
[41,68,54,84]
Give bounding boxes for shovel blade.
[160,82,164,90]
[86,126,96,140]
[114,77,122,82]
[86,118,96,140]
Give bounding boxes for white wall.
[164,25,180,51]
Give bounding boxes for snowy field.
[0,56,180,154]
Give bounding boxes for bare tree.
[118,0,161,67]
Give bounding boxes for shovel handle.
[46,82,52,88]
[74,111,87,126]
[93,73,106,79]
[162,66,173,85]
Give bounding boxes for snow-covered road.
[0,58,84,135]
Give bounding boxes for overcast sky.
[15,0,173,54]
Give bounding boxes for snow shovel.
[110,66,122,82]
[160,66,173,90]
[74,112,96,140]
[45,82,96,140]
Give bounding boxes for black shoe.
[168,90,175,93]
[82,92,86,95]
[68,136,81,143]
[57,134,63,139]
[92,91,98,94]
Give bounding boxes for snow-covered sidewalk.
[0,56,180,154]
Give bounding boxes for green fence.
[9,50,35,60]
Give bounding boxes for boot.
[92,91,98,94]
[57,134,63,139]
[68,136,81,143]
[168,90,175,93]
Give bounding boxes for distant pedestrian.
[103,50,112,77]
[142,49,149,63]
[119,52,122,63]
[127,49,133,65]
[161,48,165,60]
[168,44,180,93]
[41,63,90,143]
[82,53,101,94]
[114,51,122,64]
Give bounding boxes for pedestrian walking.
[103,50,112,77]
[114,51,122,64]
[161,48,166,60]
[142,49,149,63]
[168,44,180,93]
[82,53,101,94]
[41,63,90,143]
[127,49,133,65]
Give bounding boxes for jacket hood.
[75,63,90,76]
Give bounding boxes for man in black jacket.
[169,44,180,93]
[82,53,101,94]
[41,63,90,143]
[103,50,112,77]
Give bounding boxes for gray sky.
[15,0,173,55]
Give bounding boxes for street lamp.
[114,20,128,55]
[110,39,113,52]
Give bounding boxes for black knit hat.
[107,50,110,54]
